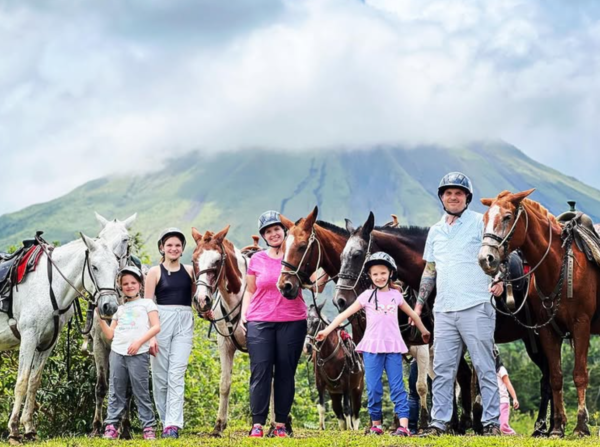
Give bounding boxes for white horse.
[0,233,120,444]
[90,212,137,437]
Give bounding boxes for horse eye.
[502,215,512,222]
[92,265,99,272]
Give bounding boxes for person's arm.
[411,262,436,325]
[97,314,118,341]
[400,301,430,343]
[240,274,257,332]
[185,264,197,298]
[502,374,520,409]
[315,301,362,341]
[127,309,161,355]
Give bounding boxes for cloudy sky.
[1,0,599,215]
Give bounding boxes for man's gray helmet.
[258,210,284,235]
[118,265,143,283]
[438,172,473,204]
[157,227,187,254]
[364,252,398,280]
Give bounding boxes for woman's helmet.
[157,227,186,254]
[257,210,285,235]
[364,252,398,281]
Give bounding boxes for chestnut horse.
[336,212,554,435]
[478,189,600,437]
[304,303,364,430]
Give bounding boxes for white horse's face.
[83,235,120,319]
[96,212,137,269]
[194,249,222,312]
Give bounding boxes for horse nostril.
[337,298,346,309]
[283,282,293,292]
[487,254,495,264]
[205,297,211,308]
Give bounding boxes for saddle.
[0,238,44,313]
[557,202,600,268]
[241,235,263,259]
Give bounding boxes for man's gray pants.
[430,302,500,430]
[105,351,156,428]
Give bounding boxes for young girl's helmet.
[118,265,143,284]
[364,252,398,281]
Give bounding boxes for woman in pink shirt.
[241,211,307,438]
[317,252,430,436]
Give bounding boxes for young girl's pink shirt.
[355,288,408,354]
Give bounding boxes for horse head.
[334,212,375,311]
[304,302,326,356]
[191,225,238,313]
[277,206,318,299]
[478,189,535,276]
[81,233,120,319]
[96,211,137,269]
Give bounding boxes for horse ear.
[361,212,375,238]
[213,225,231,244]
[123,213,137,230]
[95,212,109,228]
[304,206,319,229]
[480,198,493,207]
[279,214,294,230]
[80,233,99,251]
[345,218,355,233]
[191,227,203,243]
[510,189,536,204]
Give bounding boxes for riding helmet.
[437,172,473,204]
[364,252,398,281]
[157,227,187,254]
[118,265,144,283]
[257,210,285,235]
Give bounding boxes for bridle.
[335,235,373,299]
[281,228,322,289]
[194,244,227,305]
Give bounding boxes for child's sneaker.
[103,424,119,440]
[369,425,384,435]
[249,424,264,438]
[161,426,179,439]
[392,426,411,437]
[143,427,156,440]
[272,426,289,437]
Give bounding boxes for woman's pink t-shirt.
[246,251,307,322]
[355,288,408,354]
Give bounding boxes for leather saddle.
[0,238,42,313]
[557,201,600,267]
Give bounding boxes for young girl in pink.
[496,352,519,435]
[316,252,430,436]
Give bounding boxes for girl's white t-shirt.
[111,298,158,356]
[497,366,510,404]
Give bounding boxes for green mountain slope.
[2,141,599,261]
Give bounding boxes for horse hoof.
[120,430,132,440]
[23,432,37,442]
[549,430,564,438]
[211,430,223,438]
[8,436,22,446]
[574,427,591,437]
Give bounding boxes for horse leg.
[414,345,430,430]
[538,327,566,437]
[119,384,133,440]
[350,381,362,431]
[572,321,592,436]
[343,392,352,430]
[317,388,326,430]
[8,334,37,444]
[523,336,552,437]
[455,356,473,433]
[91,346,109,437]
[212,338,236,437]
[330,394,346,430]
[20,348,52,441]
[470,370,483,434]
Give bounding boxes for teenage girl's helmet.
[257,210,285,235]
[157,227,187,254]
[364,252,398,281]
[437,172,473,204]
[118,265,143,284]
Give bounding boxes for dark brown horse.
[479,189,600,437]
[304,303,364,430]
[336,212,554,435]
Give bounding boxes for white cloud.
[1,0,599,215]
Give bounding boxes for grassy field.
[25,427,600,447]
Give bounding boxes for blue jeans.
[408,359,420,432]
[363,352,409,421]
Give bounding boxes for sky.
[1,0,599,215]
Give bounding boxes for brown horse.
[336,212,554,435]
[478,189,600,437]
[304,303,364,430]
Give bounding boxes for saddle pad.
[17,245,43,284]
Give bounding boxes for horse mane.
[316,220,349,237]
[375,225,430,239]
[202,231,215,242]
[522,199,559,226]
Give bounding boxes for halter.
[482,205,527,254]
[281,228,322,288]
[335,235,373,298]
[195,244,227,301]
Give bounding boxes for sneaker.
[482,424,502,436]
[143,427,156,440]
[392,426,411,437]
[419,425,446,437]
[103,424,119,440]
[161,426,179,439]
[368,425,384,435]
[249,424,264,438]
[272,426,288,437]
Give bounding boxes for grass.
[26,427,600,447]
